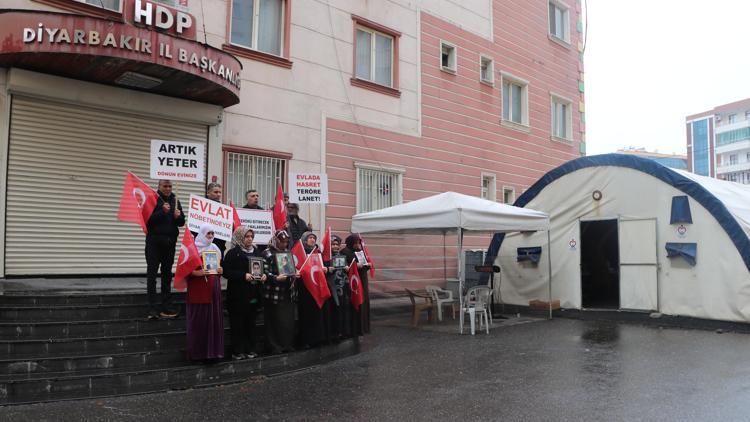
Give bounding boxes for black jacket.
[223,246,262,309]
[243,204,264,210]
[147,193,185,238]
[286,215,309,245]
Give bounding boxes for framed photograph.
[249,257,264,279]
[354,250,368,266]
[332,256,347,269]
[201,250,220,274]
[275,252,296,276]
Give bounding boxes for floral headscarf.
[230,226,254,253]
[269,230,290,252]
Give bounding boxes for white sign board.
[236,209,275,245]
[288,173,328,203]
[186,194,233,241]
[150,140,205,182]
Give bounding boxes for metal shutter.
[6,96,207,275]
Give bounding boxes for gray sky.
[585,0,750,155]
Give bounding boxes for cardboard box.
[529,299,561,310]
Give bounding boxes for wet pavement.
[3,317,750,421]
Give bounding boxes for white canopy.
[351,191,549,234]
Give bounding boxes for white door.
[618,218,658,311]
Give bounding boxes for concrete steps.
[0,290,360,405]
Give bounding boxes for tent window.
[670,196,693,224]
[665,242,697,266]
[517,246,542,264]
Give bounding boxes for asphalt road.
[3,316,750,421]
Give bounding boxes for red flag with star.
[117,172,158,235]
[299,249,331,308]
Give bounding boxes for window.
[691,119,710,176]
[225,151,286,208]
[481,174,496,201]
[440,41,457,73]
[356,164,403,213]
[231,0,284,56]
[548,1,570,43]
[501,73,529,126]
[729,114,737,124]
[76,0,121,12]
[551,94,573,141]
[503,187,516,205]
[355,27,394,87]
[480,56,494,85]
[745,111,750,121]
[730,154,738,165]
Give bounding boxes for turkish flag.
[320,226,332,262]
[348,261,364,310]
[291,240,307,270]
[362,238,375,278]
[229,201,242,230]
[174,229,202,291]
[117,172,158,235]
[299,250,331,308]
[272,184,287,231]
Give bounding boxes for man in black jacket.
[286,202,312,245]
[243,189,263,210]
[145,180,185,320]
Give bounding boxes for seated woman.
[223,226,265,360]
[186,224,224,362]
[262,230,298,354]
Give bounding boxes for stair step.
[0,317,189,340]
[0,303,186,322]
[0,293,186,306]
[0,338,360,405]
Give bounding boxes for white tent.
[351,191,551,327]
[492,154,750,323]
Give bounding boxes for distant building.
[616,148,687,170]
[686,98,750,183]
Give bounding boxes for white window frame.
[502,186,516,205]
[481,173,497,201]
[440,40,457,73]
[77,0,122,12]
[548,0,571,45]
[550,92,574,142]
[230,0,285,57]
[355,162,404,214]
[500,72,530,129]
[728,114,737,124]
[479,55,494,85]
[355,25,395,88]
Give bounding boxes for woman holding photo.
[298,231,328,348]
[326,234,351,339]
[340,233,371,335]
[223,226,265,360]
[186,224,224,362]
[262,230,297,354]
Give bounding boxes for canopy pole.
[547,230,553,320]
[443,231,447,281]
[457,226,463,333]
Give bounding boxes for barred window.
[356,165,403,213]
[226,152,285,208]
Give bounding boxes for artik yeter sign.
[236,209,275,245]
[186,194,233,241]
[289,173,328,203]
[150,140,205,182]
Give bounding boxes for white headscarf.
[194,223,221,254]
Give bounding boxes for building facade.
[0,0,585,286]
[687,98,750,183]
[616,148,687,170]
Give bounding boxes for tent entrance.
[580,219,620,309]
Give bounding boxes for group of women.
[184,223,371,362]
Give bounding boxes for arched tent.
[489,154,750,323]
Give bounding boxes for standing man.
[286,203,313,245]
[243,189,263,209]
[205,182,227,256]
[145,180,184,320]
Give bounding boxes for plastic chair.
[405,288,434,327]
[426,285,457,322]
[460,286,492,335]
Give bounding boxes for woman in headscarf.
[186,223,225,361]
[262,230,297,354]
[340,233,371,335]
[223,226,265,360]
[297,231,328,348]
[325,234,351,339]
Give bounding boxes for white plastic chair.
[426,285,457,322]
[460,286,492,335]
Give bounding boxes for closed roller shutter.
[6,96,208,275]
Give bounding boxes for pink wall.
[327,4,584,292]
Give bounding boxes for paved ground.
[3,315,750,421]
